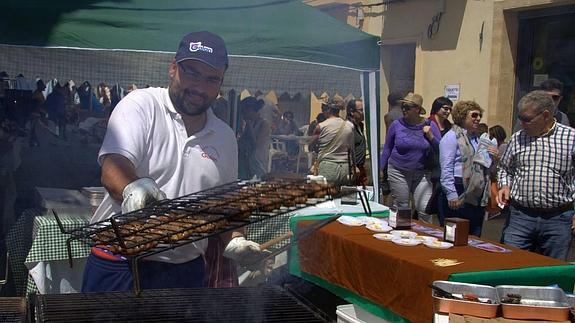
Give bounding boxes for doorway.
[384,43,416,96]
[515,6,575,126]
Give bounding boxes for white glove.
[239,257,275,287]
[223,236,265,266]
[121,178,167,213]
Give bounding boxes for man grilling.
[82,31,265,292]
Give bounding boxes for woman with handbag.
[379,93,441,223]
[438,101,496,236]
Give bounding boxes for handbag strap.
[317,119,347,163]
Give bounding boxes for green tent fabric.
[0,0,382,199]
[0,0,380,71]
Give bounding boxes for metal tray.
[432,281,499,318]
[496,285,570,321]
[567,293,575,308]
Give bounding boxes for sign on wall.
[444,84,460,101]
[533,74,548,87]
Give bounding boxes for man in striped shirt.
[497,90,575,260]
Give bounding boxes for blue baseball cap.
[175,31,229,69]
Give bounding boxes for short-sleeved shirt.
[498,122,575,209]
[317,118,354,162]
[92,87,238,263]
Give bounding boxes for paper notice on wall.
[533,74,548,87]
[444,84,460,101]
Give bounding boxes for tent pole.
[362,71,380,203]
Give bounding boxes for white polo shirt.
[92,87,238,263]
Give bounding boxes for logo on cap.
[189,42,213,53]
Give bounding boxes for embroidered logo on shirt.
[200,145,219,162]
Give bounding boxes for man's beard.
[169,85,215,117]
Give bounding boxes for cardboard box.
[444,218,469,246]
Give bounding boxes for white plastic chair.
[295,143,314,174]
[268,139,288,172]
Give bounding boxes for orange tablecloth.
[298,220,570,323]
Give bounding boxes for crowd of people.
[380,78,574,261]
[0,29,573,299]
[0,71,142,147]
[236,93,368,186]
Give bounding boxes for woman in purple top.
[380,93,441,223]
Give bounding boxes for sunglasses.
[177,63,223,87]
[551,94,562,101]
[470,112,482,119]
[441,106,452,111]
[402,104,420,111]
[518,111,543,124]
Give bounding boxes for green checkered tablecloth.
[5,206,92,296]
[5,209,40,297]
[25,213,91,265]
[24,212,91,295]
[6,209,91,296]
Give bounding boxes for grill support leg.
[132,258,141,296]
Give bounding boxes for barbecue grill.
[31,285,328,322]
[0,297,27,322]
[53,178,369,293]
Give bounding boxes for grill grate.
[0,297,26,323]
[58,178,341,261]
[246,211,292,249]
[34,285,327,322]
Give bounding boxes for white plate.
[424,241,454,249]
[365,223,393,233]
[391,238,422,246]
[336,216,363,226]
[415,236,438,244]
[390,230,418,239]
[373,233,394,241]
[356,216,387,226]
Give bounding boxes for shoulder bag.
[310,120,347,175]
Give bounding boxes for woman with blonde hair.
[438,101,496,236]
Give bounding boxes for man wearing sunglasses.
[497,90,575,260]
[83,31,265,292]
[512,78,570,132]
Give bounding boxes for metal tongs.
[429,284,461,300]
[251,186,373,265]
[238,215,340,286]
[429,284,484,303]
[248,214,340,267]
